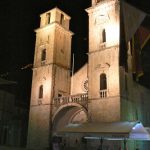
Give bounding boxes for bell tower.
[27,8,73,150]
[86,0,120,122]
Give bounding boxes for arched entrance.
[52,103,88,132]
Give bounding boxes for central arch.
[52,103,88,132]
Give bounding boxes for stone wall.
[71,64,88,95]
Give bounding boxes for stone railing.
[53,93,88,108]
[100,89,107,98]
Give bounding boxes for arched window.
[102,29,106,43]
[100,73,107,90]
[41,49,46,61]
[100,73,107,98]
[46,13,51,24]
[60,14,64,25]
[39,85,43,99]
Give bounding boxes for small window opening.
[102,29,106,43]
[58,93,63,97]
[60,14,64,25]
[46,13,51,24]
[39,85,43,99]
[41,49,46,62]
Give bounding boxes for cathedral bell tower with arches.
[27,8,73,150]
[86,0,120,122]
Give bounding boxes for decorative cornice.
[86,0,116,14]
[33,63,70,71]
[88,44,119,55]
[35,22,74,36]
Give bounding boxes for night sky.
[0,0,149,106]
[0,0,90,105]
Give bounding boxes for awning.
[58,121,150,141]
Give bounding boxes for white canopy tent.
[58,121,150,141]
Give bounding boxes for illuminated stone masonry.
[27,1,150,150]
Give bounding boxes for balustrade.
[100,89,107,98]
[53,93,88,107]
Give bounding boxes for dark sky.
[0,0,90,72]
[0,0,90,105]
[0,0,149,105]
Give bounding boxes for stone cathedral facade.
[27,0,150,150]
